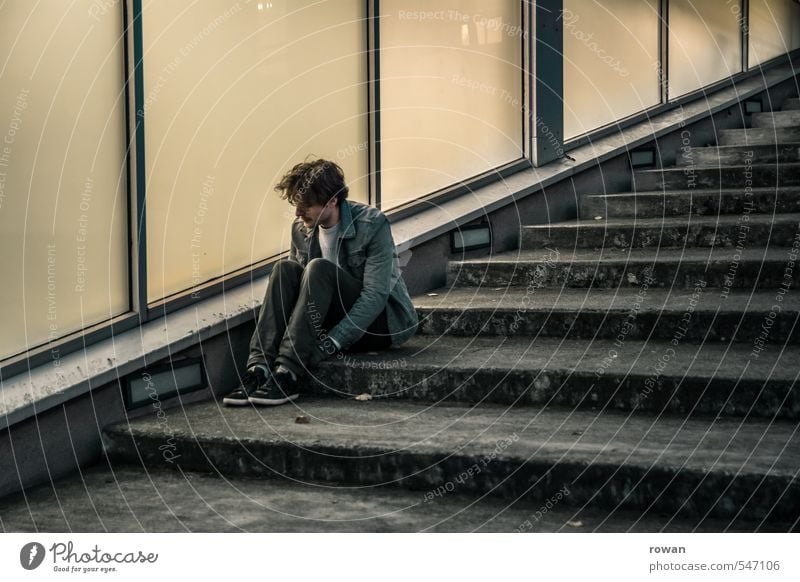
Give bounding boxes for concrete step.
[6,465,773,532]
[414,287,800,344]
[633,163,800,191]
[446,247,800,290]
[580,187,800,219]
[103,398,800,521]
[310,335,800,418]
[752,110,800,129]
[520,213,800,250]
[675,144,800,167]
[784,97,800,111]
[719,127,800,146]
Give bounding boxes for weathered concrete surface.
[752,110,800,128]
[634,163,800,191]
[2,465,785,533]
[521,213,800,249]
[676,144,800,167]
[719,127,800,146]
[308,335,799,418]
[413,286,800,344]
[784,98,800,111]
[101,398,800,522]
[581,187,800,219]
[447,247,800,289]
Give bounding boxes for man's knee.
[304,258,337,282]
[272,259,304,280]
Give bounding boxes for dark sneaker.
[223,367,268,406]
[248,369,300,406]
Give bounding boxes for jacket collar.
[303,199,356,240]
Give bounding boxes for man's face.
[295,198,336,228]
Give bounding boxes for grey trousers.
[246,258,391,378]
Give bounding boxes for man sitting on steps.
[223,158,418,406]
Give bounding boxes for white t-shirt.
[318,223,341,265]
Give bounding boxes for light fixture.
[451,222,492,253]
[124,358,206,410]
[744,99,763,114]
[630,148,656,169]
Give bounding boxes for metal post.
[368,0,381,208]
[129,0,148,320]
[660,0,670,103]
[532,0,564,166]
[741,0,750,72]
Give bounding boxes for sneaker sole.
[222,397,252,406]
[248,393,300,406]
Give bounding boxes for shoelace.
[240,370,264,393]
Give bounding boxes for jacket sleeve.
[327,217,395,349]
[288,221,304,264]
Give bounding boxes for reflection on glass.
[563,0,660,139]
[0,2,128,359]
[380,0,523,210]
[748,0,800,67]
[142,0,368,301]
[668,0,742,98]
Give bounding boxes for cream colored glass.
[563,0,660,140]
[748,0,800,67]
[0,2,128,360]
[668,0,742,99]
[142,0,368,301]
[379,0,524,210]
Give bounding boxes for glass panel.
[142,0,368,301]
[668,0,742,99]
[748,0,800,67]
[563,0,661,140]
[379,0,524,210]
[0,2,128,360]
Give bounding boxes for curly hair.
[275,159,349,207]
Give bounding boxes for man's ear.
[328,196,339,208]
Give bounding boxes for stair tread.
[690,144,800,150]
[450,246,796,264]
[675,144,800,167]
[721,126,800,132]
[320,334,798,382]
[583,186,800,199]
[413,286,800,314]
[719,127,800,140]
[636,162,800,176]
[106,397,800,478]
[524,213,800,230]
[756,110,800,116]
[0,465,771,532]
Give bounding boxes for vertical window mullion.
[131,0,149,321]
[533,0,564,166]
[368,0,382,209]
[741,0,750,72]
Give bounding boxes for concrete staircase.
[101,98,800,530]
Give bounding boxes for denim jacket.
[289,200,418,349]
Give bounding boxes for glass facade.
[563,0,661,140]
[379,0,524,210]
[668,0,742,98]
[748,0,800,67]
[142,0,368,301]
[0,2,128,359]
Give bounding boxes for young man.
[223,159,418,406]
